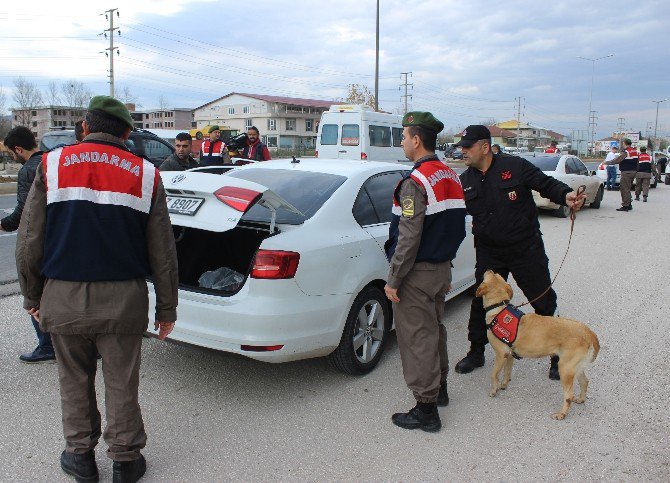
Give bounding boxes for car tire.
[553,205,570,218]
[328,286,390,375]
[665,175,670,185]
[590,186,603,209]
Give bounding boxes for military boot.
[454,344,485,374]
[643,196,648,202]
[112,454,146,483]
[549,355,560,380]
[60,450,99,482]
[392,402,441,432]
[437,381,449,407]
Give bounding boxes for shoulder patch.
[401,196,414,217]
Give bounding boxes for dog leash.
[514,185,586,310]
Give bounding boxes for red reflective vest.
[544,146,560,154]
[637,152,652,173]
[621,147,639,172]
[200,139,226,165]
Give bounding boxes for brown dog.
[475,270,600,420]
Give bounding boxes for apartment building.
[11,106,86,140]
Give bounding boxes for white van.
[316,105,405,162]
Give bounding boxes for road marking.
[0,233,17,238]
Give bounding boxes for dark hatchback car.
[39,128,175,168]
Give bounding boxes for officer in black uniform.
[453,125,586,380]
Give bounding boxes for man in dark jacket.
[453,125,586,380]
[242,126,271,161]
[2,126,54,363]
[159,132,198,171]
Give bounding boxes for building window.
[31,110,37,116]
[267,119,276,131]
[245,118,253,130]
[286,119,296,131]
[266,135,278,148]
[32,121,37,127]
[243,106,250,114]
[305,119,313,132]
[228,107,235,115]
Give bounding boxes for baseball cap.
[454,125,491,147]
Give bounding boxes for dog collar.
[483,300,510,312]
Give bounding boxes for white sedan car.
[148,158,475,374]
[520,153,604,217]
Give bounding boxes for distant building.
[495,120,566,148]
[454,125,518,147]
[131,107,194,131]
[11,106,86,141]
[193,92,336,149]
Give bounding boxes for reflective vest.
[387,157,466,263]
[637,152,652,173]
[544,146,560,154]
[200,139,226,166]
[620,147,639,172]
[41,142,157,281]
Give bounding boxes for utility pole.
[616,117,626,139]
[588,110,597,155]
[515,97,523,148]
[101,8,119,97]
[653,99,668,147]
[399,72,413,114]
[374,0,379,112]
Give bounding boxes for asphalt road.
[0,186,669,481]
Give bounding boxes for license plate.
[166,196,204,216]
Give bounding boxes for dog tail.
[588,330,600,363]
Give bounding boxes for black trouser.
[468,235,557,347]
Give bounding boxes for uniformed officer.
[199,125,231,166]
[604,138,638,211]
[544,140,561,154]
[16,96,179,483]
[384,112,467,432]
[453,125,585,380]
[634,146,652,202]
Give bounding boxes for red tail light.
[361,152,368,160]
[315,150,319,158]
[251,250,300,279]
[214,186,261,212]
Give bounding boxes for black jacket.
[460,153,572,247]
[1,151,42,232]
[158,153,199,171]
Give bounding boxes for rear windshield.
[41,132,75,150]
[521,155,560,172]
[341,124,360,146]
[227,169,347,225]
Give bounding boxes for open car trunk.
[173,221,273,296]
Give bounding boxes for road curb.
[0,182,17,195]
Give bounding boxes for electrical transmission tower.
[588,110,598,155]
[399,72,413,114]
[101,8,120,97]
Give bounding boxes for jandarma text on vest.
[427,168,460,187]
[62,151,141,177]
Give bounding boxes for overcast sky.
[1,0,668,139]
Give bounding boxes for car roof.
[227,158,411,178]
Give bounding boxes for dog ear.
[505,283,513,300]
[475,281,487,298]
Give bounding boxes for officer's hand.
[26,307,40,322]
[565,191,586,212]
[154,321,175,340]
[384,284,400,303]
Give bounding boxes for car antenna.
[291,156,300,164]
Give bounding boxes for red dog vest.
[487,304,524,346]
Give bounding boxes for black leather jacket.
[1,151,42,232]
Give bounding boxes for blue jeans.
[606,166,617,189]
[31,316,53,353]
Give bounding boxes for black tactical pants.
[468,234,558,346]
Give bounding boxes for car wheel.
[590,186,603,209]
[328,286,390,375]
[553,204,570,218]
[665,175,670,185]
[195,131,203,140]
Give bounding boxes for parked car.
[39,128,175,168]
[443,146,463,160]
[148,158,476,374]
[520,153,604,217]
[595,154,659,189]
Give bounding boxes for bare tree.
[45,80,61,106]
[118,85,138,105]
[61,81,92,125]
[343,84,377,108]
[0,86,10,140]
[158,94,170,111]
[12,77,43,126]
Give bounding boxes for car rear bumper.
[147,282,349,363]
